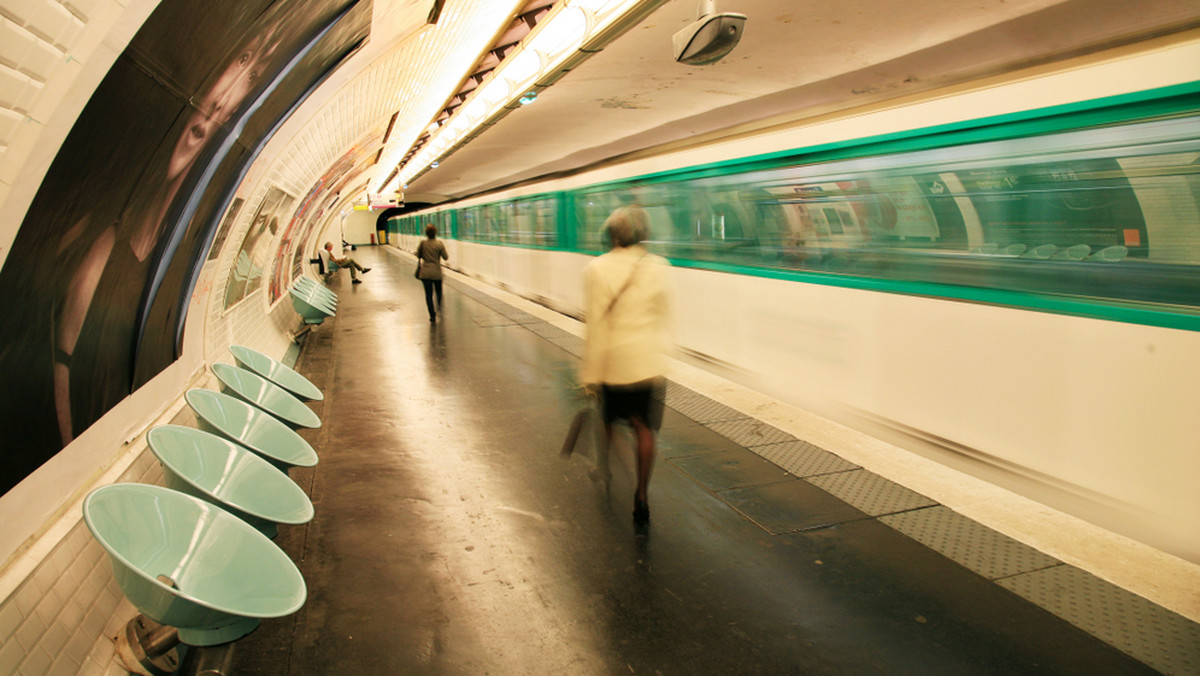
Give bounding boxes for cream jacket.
[580,245,673,386]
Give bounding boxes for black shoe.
[633,496,650,524]
[352,278,362,284]
[362,267,371,273]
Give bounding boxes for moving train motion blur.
[395,83,1200,326]
[391,76,1200,562]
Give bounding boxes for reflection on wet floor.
[232,248,1180,675]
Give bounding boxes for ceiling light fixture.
[380,0,655,193]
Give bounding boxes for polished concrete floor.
[233,247,1157,675]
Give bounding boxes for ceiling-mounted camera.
[672,0,747,66]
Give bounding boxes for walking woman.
[580,206,673,524]
[416,224,449,322]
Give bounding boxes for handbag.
[560,405,591,458]
[414,242,423,279]
[561,388,603,458]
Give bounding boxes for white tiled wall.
[0,448,164,676]
[0,1,85,118]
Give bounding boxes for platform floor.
[232,247,1193,675]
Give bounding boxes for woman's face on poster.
[168,28,281,180]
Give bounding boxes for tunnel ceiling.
[274,0,1200,206]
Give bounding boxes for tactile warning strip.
[473,313,520,327]
[754,440,859,478]
[526,323,585,356]
[880,506,1059,580]
[447,281,488,302]
[807,469,936,516]
[707,418,796,448]
[998,565,1200,675]
[665,382,747,423]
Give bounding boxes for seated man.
[320,241,371,283]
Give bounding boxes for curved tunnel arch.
[0,0,372,498]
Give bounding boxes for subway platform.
[231,246,1198,675]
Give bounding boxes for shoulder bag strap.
[604,252,647,318]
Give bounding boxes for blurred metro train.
[389,40,1200,562]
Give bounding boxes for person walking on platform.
[581,206,673,525]
[416,224,449,322]
[321,241,370,283]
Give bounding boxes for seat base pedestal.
[115,615,180,676]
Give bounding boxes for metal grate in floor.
[664,382,747,424]
[880,506,1059,580]
[707,418,796,448]
[754,440,859,478]
[998,564,1200,675]
[807,469,936,517]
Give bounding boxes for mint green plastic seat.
[292,278,337,304]
[291,281,338,307]
[293,290,338,313]
[185,389,318,472]
[323,258,342,278]
[290,289,334,324]
[289,279,336,306]
[211,363,321,430]
[294,275,332,291]
[1052,244,1091,260]
[1020,244,1058,259]
[82,483,306,646]
[292,287,336,314]
[147,425,314,538]
[229,345,323,401]
[1090,245,1128,262]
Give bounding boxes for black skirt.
[601,378,665,430]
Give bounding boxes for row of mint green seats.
[969,243,1129,261]
[81,345,323,650]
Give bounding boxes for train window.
[574,189,627,251]
[531,197,558,247]
[1112,151,1200,264]
[510,201,531,245]
[822,208,845,235]
[642,206,674,242]
[459,208,478,240]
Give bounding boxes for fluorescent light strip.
[370,0,521,194]
[383,0,645,193]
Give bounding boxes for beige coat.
[580,245,673,386]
